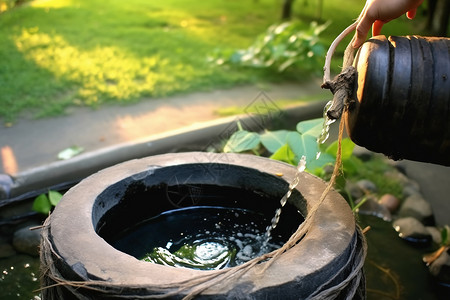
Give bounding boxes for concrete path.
[1,80,449,225]
[0,80,326,174]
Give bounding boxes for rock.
[345,181,364,200]
[393,217,429,236]
[398,194,434,225]
[378,194,400,213]
[426,226,442,245]
[402,185,421,197]
[402,179,421,198]
[393,217,432,247]
[356,196,392,221]
[356,179,377,193]
[12,225,42,256]
[429,249,450,285]
[352,145,373,161]
[0,242,16,258]
[387,159,406,173]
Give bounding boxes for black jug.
[344,35,450,166]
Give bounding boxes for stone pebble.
[12,224,42,257]
[398,194,434,225]
[378,194,400,213]
[345,158,448,284]
[356,179,377,193]
[425,226,442,245]
[356,196,392,222]
[393,217,432,246]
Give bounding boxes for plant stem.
[352,196,368,212]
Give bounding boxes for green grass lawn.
[0,0,425,123]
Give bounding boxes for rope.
[39,117,361,300]
[39,23,366,298]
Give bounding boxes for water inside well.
[113,206,285,270]
[97,184,305,270]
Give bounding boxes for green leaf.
[296,118,324,138]
[270,144,296,165]
[223,130,260,153]
[307,152,335,171]
[260,130,290,153]
[342,156,362,176]
[48,190,63,206]
[58,146,84,160]
[286,132,319,165]
[325,138,355,160]
[32,194,52,215]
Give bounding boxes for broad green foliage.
[223,131,260,153]
[48,190,63,206]
[270,144,296,165]
[286,132,318,166]
[32,194,52,215]
[222,117,362,182]
[211,21,329,74]
[296,118,324,137]
[32,190,63,215]
[222,115,417,207]
[260,130,291,153]
[223,118,344,173]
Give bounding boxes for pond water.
[0,254,40,299]
[360,215,450,300]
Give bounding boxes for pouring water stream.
[264,100,335,245]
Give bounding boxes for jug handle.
[322,21,358,84]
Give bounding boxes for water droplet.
[297,156,307,173]
[316,151,321,160]
[317,100,336,144]
[286,190,292,199]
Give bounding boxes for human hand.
[353,0,423,48]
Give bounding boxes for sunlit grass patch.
[14,29,169,105]
[1,0,282,121]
